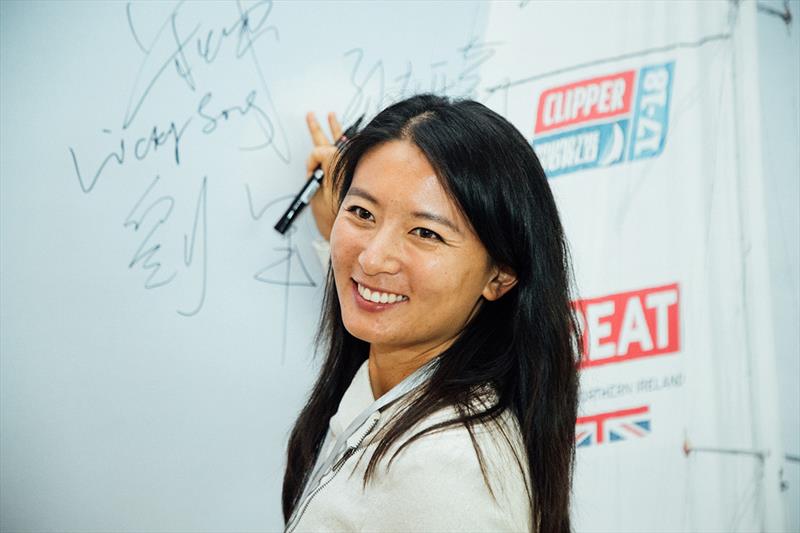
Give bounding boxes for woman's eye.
[344,205,374,221]
[411,227,443,241]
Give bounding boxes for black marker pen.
[274,115,364,234]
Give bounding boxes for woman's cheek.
[328,215,342,254]
[411,253,445,290]
[329,222,359,273]
[328,218,346,262]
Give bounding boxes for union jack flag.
[576,405,651,448]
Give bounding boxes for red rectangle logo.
[535,70,636,134]
[574,283,680,368]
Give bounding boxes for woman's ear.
[482,265,518,301]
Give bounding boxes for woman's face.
[329,139,508,357]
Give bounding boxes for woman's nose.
[357,229,401,276]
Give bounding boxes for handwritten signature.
[341,36,501,126]
[67,0,298,319]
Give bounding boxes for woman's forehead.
[350,140,464,224]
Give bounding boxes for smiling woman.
[283,94,581,533]
[331,139,518,400]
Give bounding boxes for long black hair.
[283,94,581,533]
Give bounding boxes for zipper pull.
[331,447,356,472]
[331,413,381,473]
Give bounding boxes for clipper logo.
[574,283,680,368]
[532,62,674,177]
[576,405,651,448]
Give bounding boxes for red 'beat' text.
[574,283,680,368]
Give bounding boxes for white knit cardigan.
[287,359,532,532]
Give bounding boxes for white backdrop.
[0,1,493,531]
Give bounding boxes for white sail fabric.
[479,1,793,531]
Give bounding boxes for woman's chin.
[341,320,383,345]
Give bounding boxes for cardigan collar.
[327,357,500,442]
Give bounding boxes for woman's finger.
[306,145,337,175]
[328,112,343,140]
[306,112,332,146]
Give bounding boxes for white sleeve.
[311,238,331,270]
[356,432,530,532]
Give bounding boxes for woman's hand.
[305,112,343,241]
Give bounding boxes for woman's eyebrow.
[345,187,380,205]
[411,211,461,234]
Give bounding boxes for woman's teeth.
[357,282,408,304]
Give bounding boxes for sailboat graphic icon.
[598,122,626,167]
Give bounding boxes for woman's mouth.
[354,280,408,304]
